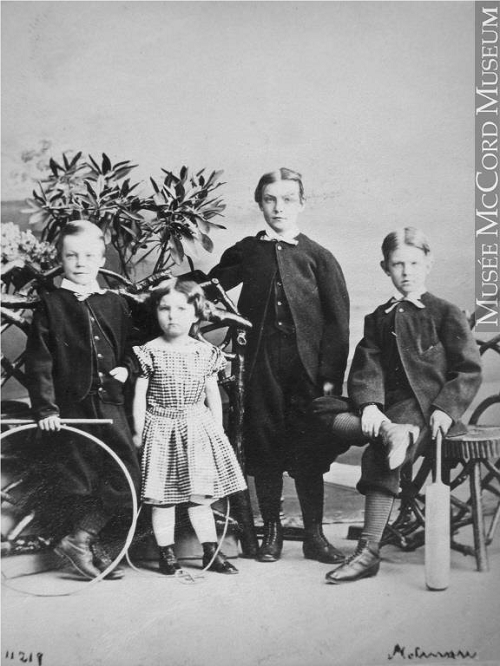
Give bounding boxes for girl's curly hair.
[149,277,213,335]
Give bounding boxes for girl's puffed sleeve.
[207,345,227,377]
[133,345,154,378]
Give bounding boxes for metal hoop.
[1,423,138,597]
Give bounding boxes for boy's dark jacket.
[209,232,350,390]
[348,292,482,423]
[25,289,137,419]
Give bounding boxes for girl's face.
[156,290,198,340]
[381,245,432,297]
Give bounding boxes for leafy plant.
[21,153,226,279]
[140,167,226,273]
[22,152,144,277]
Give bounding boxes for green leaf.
[199,232,214,252]
[170,235,185,264]
[102,153,112,174]
[69,151,83,168]
[88,155,100,172]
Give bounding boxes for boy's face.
[381,245,432,297]
[259,180,304,235]
[60,234,105,287]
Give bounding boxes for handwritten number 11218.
[4,651,43,665]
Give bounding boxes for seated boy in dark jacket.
[325,227,482,584]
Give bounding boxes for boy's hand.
[323,381,335,396]
[361,405,390,439]
[430,409,453,439]
[132,432,143,449]
[38,415,61,432]
[109,366,128,383]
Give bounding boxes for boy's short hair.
[254,168,305,204]
[149,278,213,331]
[381,227,431,262]
[57,220,105,256]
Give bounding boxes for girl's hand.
[109,366,128,383]
[361,405,389,439]
[38,415,61,432]
[430,409,453,439]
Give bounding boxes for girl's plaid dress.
[133,340,247,505]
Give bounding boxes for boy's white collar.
[61,278,105,295]
[391,289,426,301]
[262,228,299,245]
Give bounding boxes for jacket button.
[399,308,404,312]
[277,245,282,251]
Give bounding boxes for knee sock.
[361,491,395,544]
[188,504,217,544]
[152,506,176,546]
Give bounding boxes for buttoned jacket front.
[209,232,350,389]
[25,289,137,419]
[348,292,482,423]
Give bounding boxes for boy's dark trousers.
[244,330,345,562]
[39,395,141,541]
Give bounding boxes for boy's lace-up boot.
[256,521,284,562]
[295,474,345,564]
[325,539,380,584]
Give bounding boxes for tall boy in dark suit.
[210,168,350,563]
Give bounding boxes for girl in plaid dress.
[132,279,246,575]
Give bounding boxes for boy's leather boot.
[254,473,283,562]
[158,545,181,575]
[202,543,238,574]
[295,474,345,564]
[55,529,102,579]
[230,490,259,558]
[325,539,380,584]
[256,521,284,562]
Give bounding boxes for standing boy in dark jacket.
[210,168,350,563]
[25,220,141,579]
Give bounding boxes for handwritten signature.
[388,644,477,660]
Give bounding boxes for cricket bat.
[425,429,450,591]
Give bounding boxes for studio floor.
[2,466,500,666]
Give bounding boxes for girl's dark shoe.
[325,540,380,584]
[202,542,239,574]
[256,521,283,562]
[158,545,181,576]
